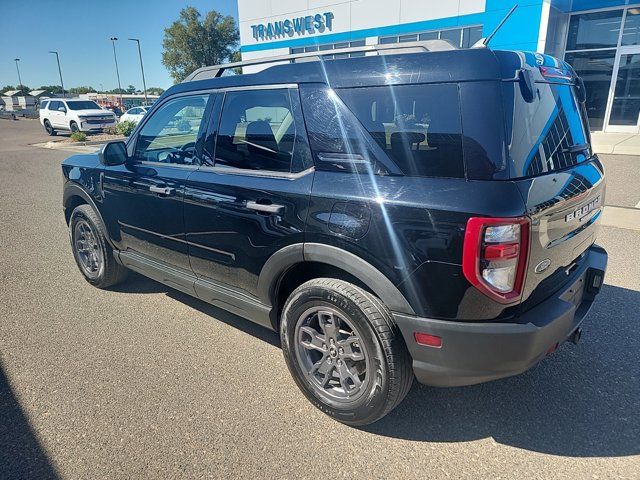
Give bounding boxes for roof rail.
[183,39,457,82]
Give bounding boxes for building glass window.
[566,10,623,50]
[564,50,616,130]
[291,40,367,60]
[462,26,483,48]
[399,34,418,43]
[622,8,640,46]
[440,28,462,46]
[378,26,481,49]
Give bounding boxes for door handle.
[246,201,284,215]
[149,185,175,195]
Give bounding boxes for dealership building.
[238,0,640,133]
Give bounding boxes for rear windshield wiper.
[562,143,590,155]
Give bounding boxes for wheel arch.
[63,183,114,248]
[259,243,415,329]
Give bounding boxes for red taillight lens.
[462,217,530,304]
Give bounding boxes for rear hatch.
[499,51,605,310]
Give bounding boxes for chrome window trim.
[198,165,314,180]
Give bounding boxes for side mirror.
[518,69,536,103]
[99,140,128,166]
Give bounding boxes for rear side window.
[215,89,296,173]
[337,84,465,178]
[41,100,49,109]
[502,82,589,178]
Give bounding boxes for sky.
[0,0,239,91]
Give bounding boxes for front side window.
[134,94,209,165]
[337,84,465,178]
[214,89,295,173]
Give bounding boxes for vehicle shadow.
[362,284,640,458]
[112,276,639,458]
[0,362,59,479]
[114,272,280,347]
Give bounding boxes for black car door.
[184,86,314,311]
[101,93,212,273]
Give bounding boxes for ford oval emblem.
[535,259,551,274]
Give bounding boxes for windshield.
[66,101,102,111]
[503,81,590,178]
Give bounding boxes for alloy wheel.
[73,220,103,279]
[294,306,370,403]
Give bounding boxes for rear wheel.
[70,121,79,133]
[69,205,127,288]
[44,120,56,136]
[280,278,414,425]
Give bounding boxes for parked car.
[119,106,149,124]
[40,99,117,135]
[61,42,607,425]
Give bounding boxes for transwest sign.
[251,12,334,41]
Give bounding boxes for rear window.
[502,82,590,178]
[337,84,465,178]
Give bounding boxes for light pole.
[128,38,148,105]
[109,37,123,105]
[48,51,65,98]
[14,58,23,89]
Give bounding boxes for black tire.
[69,204,128,288]
[70,121,79,133]
[281,278,414,426]
[44,119,56,136]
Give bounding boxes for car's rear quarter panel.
[307,171,528,320]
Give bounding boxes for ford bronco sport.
[61,41,607,425]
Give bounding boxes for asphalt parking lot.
[1,118,639,479]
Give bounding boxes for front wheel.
[70,121,79,133]
[280,278,414,426]
[69,205,128,288]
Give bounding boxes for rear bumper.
[394,245,608,387]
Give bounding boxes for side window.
[128,108,140,115]
[41,100,49,110]
[214,89,295,173]
[337,84,465,178]
[50,101,60,111]
[299,86,398,175]
[133,94,209,165]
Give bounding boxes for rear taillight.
[462,217,530,304]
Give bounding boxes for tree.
[1,85,15,94]
[126,84,137,94]
[68,86,97,94]
[16,84,31,93]
[108,88,126,94]
[39,85,64,94]
[162,7,239,83]
[146,87,165,96]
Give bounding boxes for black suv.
[62,44,607,425]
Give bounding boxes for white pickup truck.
[40,99,117,135]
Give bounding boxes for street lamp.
[13,58,23,89]
[48,51,65,98]
[128,38,148,105]
[109,37,123,105]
